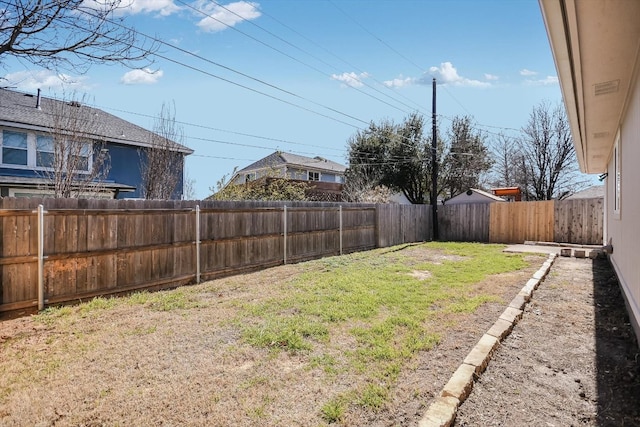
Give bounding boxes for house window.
[2,130,28,165]
[71,142,91,172]
[0,128,93,172]
[613,133,621,218]
[245,173,254,182]
[36,135,55,168]
[308,171,320,181]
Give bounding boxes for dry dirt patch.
[455,256,640,426]
[0,243,543,426]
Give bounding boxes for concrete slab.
[504,244,560,255]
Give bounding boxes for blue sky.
[2,0,565,199]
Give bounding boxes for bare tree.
[182,171,196,200]
[342,167,392,203]
[518,101,581,200]
[40,93,111,197]
[440,116,493,198]
[0,0,157,73]
[140,102,185,200]
[488,133,529,190]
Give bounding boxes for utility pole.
[431,78,439,240]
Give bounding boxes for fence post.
[283,205,288,264]
[195,205,201,284]
[339,205,343,255]
[37,204,45,311]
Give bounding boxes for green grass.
[237,241,530,417]
[321,395,348,423]
[30,241,532,423]
[35,288,205,326]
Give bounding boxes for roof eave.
[539,0,588,173]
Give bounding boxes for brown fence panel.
[489,200,555,243]
[376,204,431,247]
[0,208,38,310]
[199,206,284,280]
[439,203,490,242]
[554,197,603,245]
[0,199,433,315]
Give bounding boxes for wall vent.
[594,80,619,96]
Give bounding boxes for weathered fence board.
[0,199,431,314]
[439,203,490,242]
[0,195,603,315]
[489,200,555,243]
[554,198,603,245]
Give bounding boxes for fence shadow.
[592,258,640,425]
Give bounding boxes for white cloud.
[124,0,180,16]
[120,68,164,85]
[519,69,538,76]
[383,75,416,88]
[195,1,261,33]
[484,73,499,81]
[83,0,180,16]
[524,75,559,86]
[3,70,89,92]
[428,62,490,87]
[331,72,370,88]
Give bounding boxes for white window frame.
[36,134,55,168]
[1,130,28,167]
[0,127,93,174]
[613,131,621,219]
[308,170,320,181]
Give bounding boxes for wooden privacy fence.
[0,199,431,314]
[438,198,603,245]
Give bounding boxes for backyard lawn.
[0,242,543,426]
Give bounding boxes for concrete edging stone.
[417,252,558,427]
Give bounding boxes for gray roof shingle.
[238,151,346,174]
[0,88,192,154]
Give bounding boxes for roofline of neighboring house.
[229,163,345,185]
[239,163,345,175]
[0,175,136,191]
[0,119,194,155]
[447,188,506,202]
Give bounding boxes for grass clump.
[237,242,531,419]
[127,289,203,311]
[320,395,348,423]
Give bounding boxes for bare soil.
[455,256,640,426]
[0,245,541,427]
[5,249,637,426]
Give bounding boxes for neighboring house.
[0,88,193,199]
[565,185,604,200]
[229,151,346,200]
[540,1,640,342]
[389,192,412,205]
[445,188,506,205]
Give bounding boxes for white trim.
[610,255,640,346]
[1,126,92,173]
[8,187,115,198]
[613,131,621,219]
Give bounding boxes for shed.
[446,188,506,205]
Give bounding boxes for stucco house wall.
[605,64,640,338]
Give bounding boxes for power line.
[175,0,413,115]
[49,6,368,129]
[208,0,426,114]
